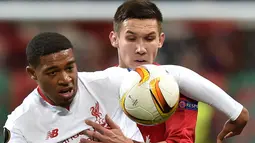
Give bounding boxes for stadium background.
[0,1,254,142]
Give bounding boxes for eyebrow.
[66,60,76,66]
[44,66,59,72]
[126,30,156,36]
[146,32,157,35]
[126,30,136,35]
[44,60,76,72]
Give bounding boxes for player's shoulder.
[78,66,128,83]
[4,89,40,130]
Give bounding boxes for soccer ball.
[120,64,180,126]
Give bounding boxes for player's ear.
[109,31,118,48]
[26,66,37,80]
[158,32,165,48]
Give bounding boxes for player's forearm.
[182,74,242,120]
[164,65,243,121]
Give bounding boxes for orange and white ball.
[120,64,180,125]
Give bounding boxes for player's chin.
[59,93,75,106]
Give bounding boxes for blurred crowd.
[0,20,254,143]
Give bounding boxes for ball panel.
[158,74,180,108]
[166,99,179,117]
[135,66,150,85]
[120,90,159,125]
[142,65,167,78]
[124,86,158,119]
[149,77,171,114]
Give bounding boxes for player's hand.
[80,114,133,143]
[217,107,249,143]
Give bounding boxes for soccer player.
[3,32,144,143]
[80,0,249,143]
[112,0,197,142]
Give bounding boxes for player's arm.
[3,127,27,143]
[162,65,249,142]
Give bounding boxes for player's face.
[110,19,165,69]
[27,49,78,107]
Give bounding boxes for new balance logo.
[46,129,59,139]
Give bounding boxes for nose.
[58,72,72,86]
[135,42,146,55]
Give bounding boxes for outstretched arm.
[162,65,249,142]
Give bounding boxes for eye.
[66,67,73,72]
[48,71,57,76]
[126,36,136,42]
[145,36,155,41]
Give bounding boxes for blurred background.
[0,0,255,143]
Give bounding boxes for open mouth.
[135,60,147,63]
[58,88,74,98]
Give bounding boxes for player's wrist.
[233,107,249,123]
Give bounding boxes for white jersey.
[4,65,243,142]
[4,67,143,143]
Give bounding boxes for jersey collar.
[37,86,70,110]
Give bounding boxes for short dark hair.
[113,0,163,33]
[26,32,73,68]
